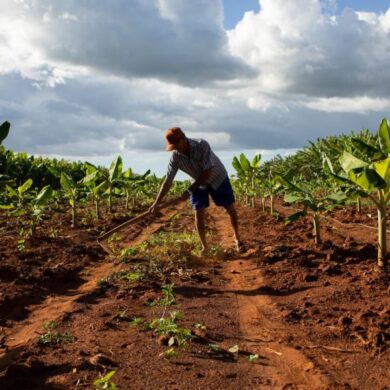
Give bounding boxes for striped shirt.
[166,138,228,190]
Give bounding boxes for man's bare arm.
[150,167,214,214]
[149,177,173,213]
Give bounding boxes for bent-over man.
[149,127,242,254]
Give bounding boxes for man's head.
[165,127,187,153]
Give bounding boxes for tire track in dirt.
[0,202,185,372]
[208,205,333,389]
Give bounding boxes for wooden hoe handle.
[97,196,183,241]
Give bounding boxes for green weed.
[94,370,117,390]
[17,238,26,252]
[149,311,192,348]
[49,227,59,238]
[123,231,201,265]
[159,347,179,360]
[107,233,123,253]
[38,321,73,345]
[120,247,138,262]
[147,283,176,307]
[247,354,259,362]
[129,317,144,327]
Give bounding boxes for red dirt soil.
[0,200,389,389]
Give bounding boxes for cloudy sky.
[1,0,390,176]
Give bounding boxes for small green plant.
[17,238,26,252]
[159,347,179,360]
[120,270,143,282]
[205,244,224,258]
[108,233,122,244]
[94,370,117,390]
[120,247,138,262]
[96,278,113,289]
[107,232,123,253]
[194,323,207,332]
[113,309,128,321]
[38,321,73,345]
[60,172,80,227]
[228,344,240,354]
[42,320,57,330]
[4,181,53,236]
[247,354,259,362]
[134,284,193,358]
[80,216,89,226]
[208,344,220,352]
[149,311,192,348]
[129,317,143,327]
[102,268,144,286]
[148,283,176,307]
[125,231,201,266]
[49,228,59,238]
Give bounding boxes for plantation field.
[0,199,389,390]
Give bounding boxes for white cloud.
[304,96,390,113]
[59,13,78,22]
[185,131,231,149]
[380,9,390,32]
[1,0,390,164]
[228,0,390,97]
[0,0,254,87]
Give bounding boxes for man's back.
[166,138,227,189]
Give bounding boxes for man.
[149,127,242,254]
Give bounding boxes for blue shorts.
[190,177,235,210]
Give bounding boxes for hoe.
[97,196,183,254]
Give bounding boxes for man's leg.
[224,203,242,251]
[195,207,208,254]
[209,177,242,252]
[189,188,209,254]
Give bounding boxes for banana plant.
[5,178,34,211]
[2,180,53,236]
[120,168,150,210]
[1,179,34,236]
[329,118,390,270]
[0,174,14,204]
[169,176,190,198]
[276,174,346,245]
[82,164,108,220]
[231,178,247,206]
[232,153,261,207]
[28,185,53,236]
[0,121,10,145]
[258,164,281,215]
[105,156,123,213]
[60,172,81,227]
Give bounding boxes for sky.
[223,0,390,28]
[1,0,390,177]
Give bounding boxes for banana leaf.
[0,121,10,145]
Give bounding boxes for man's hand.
[148,202,159,215]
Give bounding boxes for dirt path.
[0,202,184,372]
[209,206,333,389]
[1,201,388,389]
